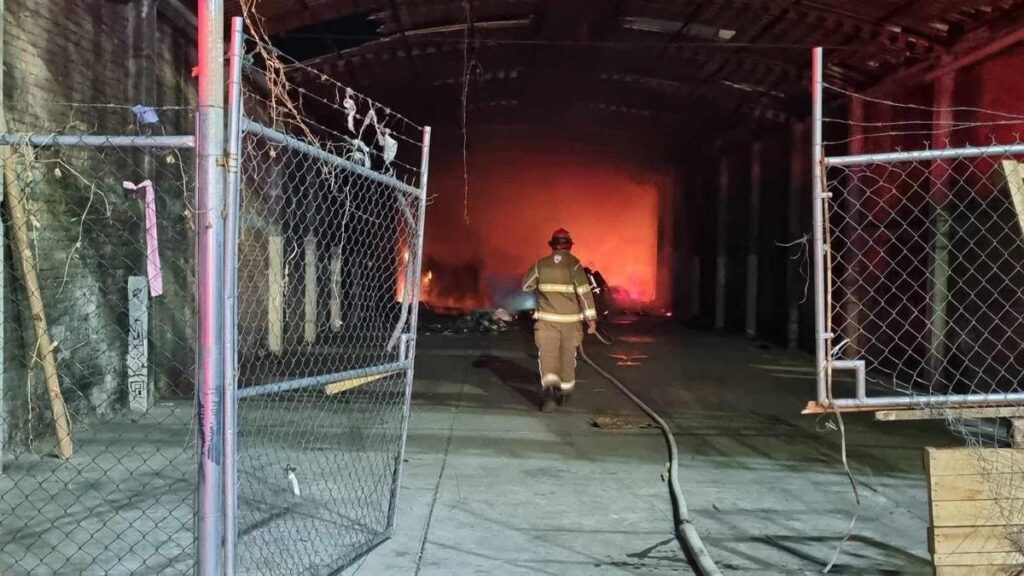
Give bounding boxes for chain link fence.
[826,152,1024,405]
[818,78,1024,414]
[0,130,197,575]
[221,18,430,574]
[813,64,1024,559]
[232,120,426,574]
[0,13,429,575]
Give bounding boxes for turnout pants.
[535,320,583,393]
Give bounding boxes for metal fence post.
[223,15,245,574]
[197,1,226,574]
[388,126,431,530]
[811,47,828,406]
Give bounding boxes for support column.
[746,142,762,339]
[268,235,284,353]
[928,68,955,389]
[841,97,866,357]
[690,256,701,319]
[715,155,728,331]
[787,121,807,349]
[303,236,317,345]
[330,245,342,332]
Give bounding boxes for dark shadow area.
[472,353,542,409]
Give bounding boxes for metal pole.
[0,0,5,473]
[0,134,195,148]
[223,15,245,574]
[830,391,1024,410]
[811,47,828,405]
[196,1,226,574]
[827,143,1024,166]
[388,126,431,530]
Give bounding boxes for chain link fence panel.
[817,75,1024,552]
[827,153,1024,403]
[0,133,197,576]
[232,119,425,575]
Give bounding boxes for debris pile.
[421,306,525,335]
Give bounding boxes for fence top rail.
[0,133,195,148]
[826,143,1024,167]
[241,118,423,198]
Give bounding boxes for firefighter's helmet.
[548,228,573,250]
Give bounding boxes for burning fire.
[408,130,672,313]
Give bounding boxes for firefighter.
[522,229,598,412]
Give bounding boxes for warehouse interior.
[2,0,1024,574]
[225,0,1024,347]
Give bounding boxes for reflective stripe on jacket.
[522,250,598,323]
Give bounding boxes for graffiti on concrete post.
[127,276,150,412]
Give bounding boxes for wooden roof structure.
[225,0,1024,136]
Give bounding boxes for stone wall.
[1,0,196,450]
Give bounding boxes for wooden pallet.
[926,447,1024,575]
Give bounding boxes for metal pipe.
[222,15,245,574]
[388,126,431,530]
[241,119,422,198]
[236,361,413,399]
[831,360,865,401]
[0,0,5,473]
[0,134,195,148]
[811,47,827,405]
[196,1,226,574]
[827,143,1024,167]
[829,392,1024,410]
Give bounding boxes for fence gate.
[224,19,430,576]
[809,48,1024,413]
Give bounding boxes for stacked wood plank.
[926,447,1024,575]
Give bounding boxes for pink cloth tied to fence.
[123,180,164,297]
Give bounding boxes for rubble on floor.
[420,305,528,335]
[590,414,656,430]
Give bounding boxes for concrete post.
[126,277,150,412]
[304,236,317,345]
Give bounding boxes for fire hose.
[579,335,722,576]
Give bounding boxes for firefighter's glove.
[587,320,597,335]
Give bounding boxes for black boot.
[541,387,558,412]
[557,389,572,407]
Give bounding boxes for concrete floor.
[344,318,959,575]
